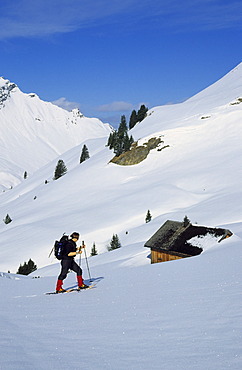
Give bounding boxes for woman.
[55,232,89,293]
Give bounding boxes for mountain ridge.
[0,76,111,190]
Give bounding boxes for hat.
[71,232,79,239]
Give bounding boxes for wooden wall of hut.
[151,250,183,264]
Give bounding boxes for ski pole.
[48,246,54,258]
[82,240,92,282]
[78,245,82,268]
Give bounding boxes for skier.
[55,232,89,293]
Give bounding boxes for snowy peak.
[0,77,111,190]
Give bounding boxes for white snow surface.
[0,64,242,369]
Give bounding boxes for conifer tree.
[53,159,67,180]
[183,215,191,227]
[145,210,152,223]
[137,104,148,122]
[129,109,138,129]
[112,131,119,150]
[113,137,123,157]
[3,214,12,224]
[107,132,115,148]
[118,115,128,137]
[80,144,90,164]
[123,132,131,152]
[107,234,122,251]
[90,242,98,256]
[129,135,134,147]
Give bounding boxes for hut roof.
[144,220,232,257]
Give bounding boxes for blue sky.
[1,0,242,126]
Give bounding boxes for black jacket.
[62,239,77,260]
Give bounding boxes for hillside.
[0,64,242,272]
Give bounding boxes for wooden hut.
[144,220,232,264]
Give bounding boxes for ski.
[45,283,96,295]
[45,277,104,295]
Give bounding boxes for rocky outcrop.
[110,136,169,166]
[0,79,17,108]
[230,97,242,105]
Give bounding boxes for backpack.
[54,235,69,260]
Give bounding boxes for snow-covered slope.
[0,224,241,370]
[0,64,242,370]
[0,64,242,272]
[0,77,111,190]
[132,63,242,138]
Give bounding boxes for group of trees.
[107,104,148,157]
[107,234,122,251]
[107,115,134,157]
[107,105,148,157]
[16,258,37,275]
[129,104,148,129]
